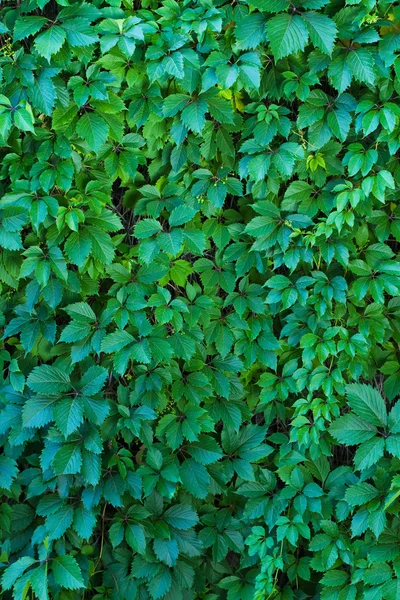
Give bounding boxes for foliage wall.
[1,0,400,598]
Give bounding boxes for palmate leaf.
[2,0,400,596]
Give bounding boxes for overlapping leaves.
[1,0,400,599]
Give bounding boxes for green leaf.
[22,396,57,428]
[52,443,82,475]
[346,383,387,427]
[206,97,234,124]
[101,330,134,353]
[248,0,289,11]
[320,570,348,587]
[76,113,109,152]
[301,12,337,55]
[34,27,66,61]
[27,365,71,394]
[62,19,99,47]
[329,414,377,444]
[87,227,115,264]
[134,219,162,239]
[180,459,210,499]
[328,54,352,93]
[235,14,267,50]
[345,482,379,507]
[47,506,74,540]
[385,434,400,459]
[153,538,179,567]
[52,556,84,590]
[81,450,101,485]
[30,565,49,600]
[163,94,190,117]
[126,523,146,554]
[353,437,385,470]
[64,302,96,323]
[80,366,108,396]
[163,52,184,78]
[0,456,18,490]
[169,206,198,228]
[181,99,208,134]
[163,504,198,530]
[346,48,376,85]
[158,229,183,255]
[54,397,84,436]
[266,14,309,60]
[13,16,47,41]
[65,230,92,266]
[147,567,172,600]
[1,557,36,590]
[14,108,34,132]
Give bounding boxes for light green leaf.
[266,14,309,60]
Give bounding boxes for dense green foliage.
[1,0,400,598]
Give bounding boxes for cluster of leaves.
[1,0,400,598]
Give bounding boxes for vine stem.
[93,502,107,572]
